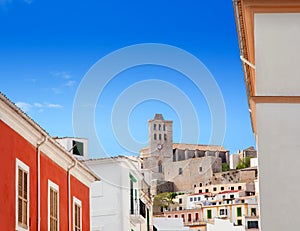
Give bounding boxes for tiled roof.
[172,143,226,151]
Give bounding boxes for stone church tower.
[141,114,173,180]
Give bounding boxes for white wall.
[256,104,300,230]
[207,219,244,231]
[254,13,300,231]
[255,13,300,96]
[87,159,141,231]
[153,218,190,231]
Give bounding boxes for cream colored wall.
[255,13,300,96]
[255,13,300,231]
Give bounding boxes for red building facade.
[0,93,98,231]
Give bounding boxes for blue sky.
[0,0,255,157]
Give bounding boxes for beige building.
[234,0,300,230]
[140,114,229,192]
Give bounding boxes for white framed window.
[73,197,82,231]
[48,180,59,231]
[16,158,30,231]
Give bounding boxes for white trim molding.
[73,196,82,231]
[48,180,60,231]
[16,158,30,231]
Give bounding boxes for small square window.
[221,186,224,191]
[231,186,234,190]
[205,189,209,193]
[179,168,183,175]
[238,186,242,190]
[199,190,202,193]
[237,219,242,226]
[213,187,217,191]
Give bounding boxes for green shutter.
[237,207,242,217]
[207,210,212,219]
[130,173,137,183]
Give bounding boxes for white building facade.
[85,156,152,231]
[234,0,300,230]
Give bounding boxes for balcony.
[184,218,207,226]
[130,199,146,224]
[130,210,145,224]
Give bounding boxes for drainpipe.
[67,159,77,231]
[37,136,47,231]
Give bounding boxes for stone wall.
[163,156,222,192]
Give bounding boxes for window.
[175,215,178,218]
[188,214,192,222]
[238,186,242,190]
[237,219,242,226]
[205,189,209,193]
[164,134,167,140]
[231,186,234,190]
[213,187,217,191]
[179,207,182,210]
[179,168,183,175]
[193,197,197,201]
[195,213,199,221]
[73,197,82,231]
[194,184,196,188]
[199,183,202,187]
[158,161,162,173]
[159,124,161,131]
[16,159,29,230]
[139,199,146,218]
[72,140,84,156]
[199,167,202,172]
[154,124,156,130]
[221,186,224,191]
[163,124,166,131]
[251,208,257,216]
[230,194,234,199]
[130,174,136,214]
[181,214,185,222]
[190,198,193,202]
[154,134,157,140]
[237,207,242,217]
[247,221,259,229]
[207,209,212,219]
[159,134,161,140]
[179,198,182,204]
[220,209,227,216]
[199,189,202,193]
[198,197,200,201]
[48,180,59,231]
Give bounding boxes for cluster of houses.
[0,91,260,231]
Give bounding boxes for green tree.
[222,163,230,172]
[153,192,177,208]
[236,156,251,169]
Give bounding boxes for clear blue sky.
[0,0,255,158]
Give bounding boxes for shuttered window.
[50,188,58,231]
[73,197,82,231]
[74,204,81,231]
[18,167,28,228]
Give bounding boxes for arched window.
[159,124,161,130]
[164,134,167,140]
[158,160,163,173]
[163,124,166,131]
[154,134,157,140]
[154,124,156,130]
[159,134,161,140]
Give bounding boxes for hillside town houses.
[6,0,300,229]
[0,88,259,231]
